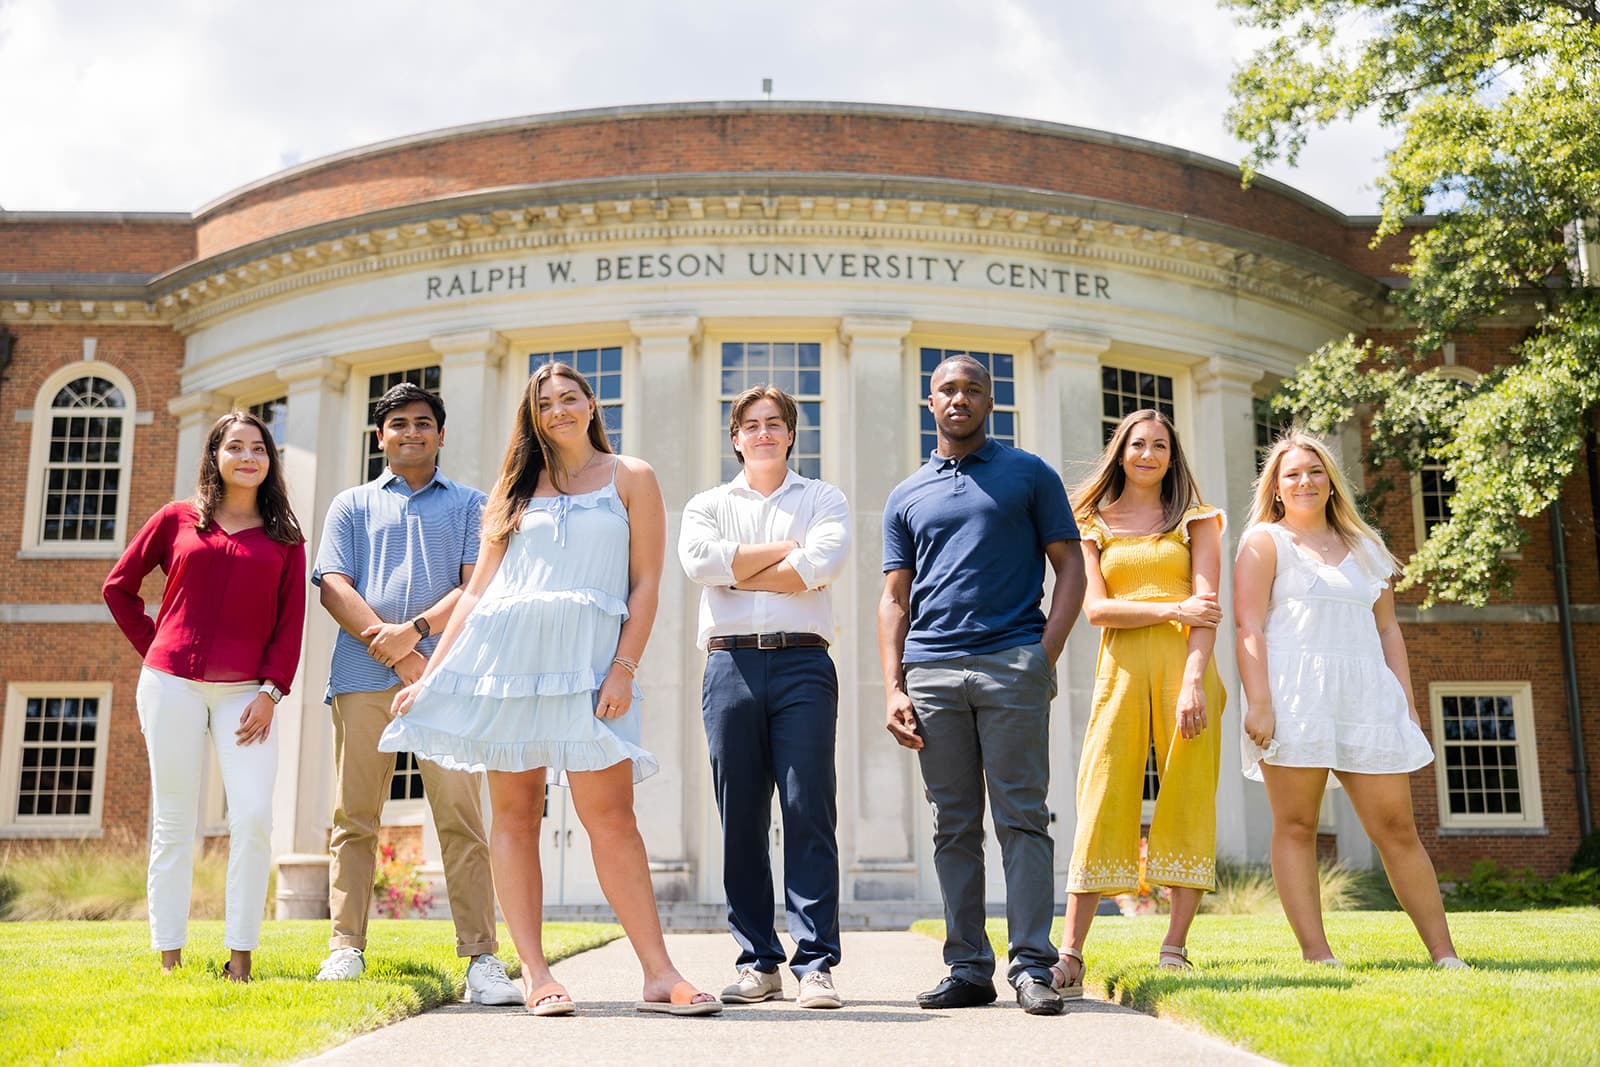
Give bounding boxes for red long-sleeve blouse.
[103,501,307,693]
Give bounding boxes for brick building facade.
[1,102,1592,911]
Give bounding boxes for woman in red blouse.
[104,411,306,981]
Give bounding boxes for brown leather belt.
[707,632,830,652]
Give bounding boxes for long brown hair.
[1070,409,1203,534]
[481,362,613,544]
[1247,429,1399,575]
[191,411,304,545]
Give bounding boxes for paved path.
[301,931,1273,1066]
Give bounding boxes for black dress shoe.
[1015,978,1064,1016]
[916,975,998,1009]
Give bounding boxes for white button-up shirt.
[678,468,851,650]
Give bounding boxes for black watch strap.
[412,616,430,638]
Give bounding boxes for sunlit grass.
[0,919,621,1067]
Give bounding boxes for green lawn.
[0,919,621,1067]
[915,910,1597,1066]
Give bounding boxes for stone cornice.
[3,178,1396,330]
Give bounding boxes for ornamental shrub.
[1442,859,1600,910]
[1571,831,1600,874]
[373,844,434,919]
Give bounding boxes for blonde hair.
[1248,430,1399,576]
[481,362,613,544]
[1071,409,1204,533]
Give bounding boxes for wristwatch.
[258,682,284,704]
[412,616,431,638]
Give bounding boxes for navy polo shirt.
[883,439,1078,662]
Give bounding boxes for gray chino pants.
[905,642,1058,990]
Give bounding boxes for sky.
[0,0,1392,216]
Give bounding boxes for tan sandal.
[1158,944,1193,971]
[526,981,576,1017]
[1050,946,1084,999]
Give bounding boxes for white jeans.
[136,667,278,951]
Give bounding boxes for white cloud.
[0,0,1393,214]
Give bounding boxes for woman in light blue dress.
[381,362,720,1016]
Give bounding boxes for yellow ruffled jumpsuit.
[1066,505,1226,895]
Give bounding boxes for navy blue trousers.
[702,646,841,976]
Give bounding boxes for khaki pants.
[329,687,497,956]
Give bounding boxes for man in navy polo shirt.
[878,354,1085,1016]
[310,382,520,1005]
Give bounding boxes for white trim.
[0,604,114,623]
[0,682,114,834]
[19,363,138,558]
[1429,681,1544,831]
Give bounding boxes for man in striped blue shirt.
[310,383,520,1005]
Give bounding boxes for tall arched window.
[41,377,125,543]
[22,366,138,554]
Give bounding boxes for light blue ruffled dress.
[379,468,658,784]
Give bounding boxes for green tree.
[1225,0,1600,605]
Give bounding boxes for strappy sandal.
[1049,946,1084,1000]
[1157,944,1193,971]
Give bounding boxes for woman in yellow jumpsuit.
[1052,408,1225,996]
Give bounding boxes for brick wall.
[1,322,183,841]
[0,219,195,275]
[189,110,1394,272]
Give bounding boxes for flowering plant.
[373,843,434,919]
[1113,836,1170,916]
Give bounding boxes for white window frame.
[382,751,428,827]
[701,328,840,487]
[0,682,113,837]
[19,363,138,558]
[1429,681,1544,830]
[1098,357,1184,447]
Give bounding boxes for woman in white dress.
[1234,431,1466,968]
[381,362,720,1015]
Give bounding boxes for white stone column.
[1033,330,1111,886]
[167,391,229,499]
[628,314,702,901]
[430,329,508,494]
[271,356,350,917]
[839,315,915,901]
[1191,355,1266,863]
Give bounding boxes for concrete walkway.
[300,931,1275,1066]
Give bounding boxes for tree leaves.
[1230,0,1600,604]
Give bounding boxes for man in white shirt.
[680,385,851,1010]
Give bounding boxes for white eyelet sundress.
[379,465,658,784]
[1239,523,1434,787]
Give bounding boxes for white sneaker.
[720,967,784,1003]
[316,947,365,981]
[797,969,842,1009]
[465,954,524,1006]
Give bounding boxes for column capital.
[276,356,349,391]
[1033,329,1112,367]
[839,315,912,345]
[1192,355,1265,395]
[167,390,228,425]
[429,329,507,361]
[629,314,701,343]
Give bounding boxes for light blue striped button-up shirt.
[312,469,485,702]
